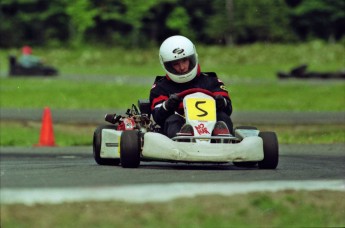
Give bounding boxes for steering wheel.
[176,88,215,99]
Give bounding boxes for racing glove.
[215,95,227,111]
[163,94,180,112]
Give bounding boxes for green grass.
[0,78,344,111]
[1,42,344,110]
[2,190,345,227]
[1,42,344,146]
[232,80,345,111]
[1,41,344,78]
[0,122,93,147]
[1,122,343,146]
[0,78,150,109]
[1,43,344,226]
[260,124,345,144]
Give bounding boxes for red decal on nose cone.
[195,123,210,135]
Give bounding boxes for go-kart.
[8,55,58,77]
[93,88,279,169]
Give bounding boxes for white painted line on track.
[1,180,344,205]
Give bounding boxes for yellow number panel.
[186,98,216,121]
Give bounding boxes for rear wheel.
[120,130,141,168]
[93,125,120,166]
[258,131,279,169]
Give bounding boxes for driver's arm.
[152,104,171,127]
[212,81,232,116]
[150,93,174,127]
[213,93,232,115]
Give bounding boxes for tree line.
[0,0,344,48]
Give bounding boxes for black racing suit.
[149,72,233,138]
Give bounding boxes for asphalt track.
[1,108,344,124]
[1,108,345,204]
[1,144,344,204]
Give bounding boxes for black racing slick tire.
[120,130,141,168]
[258,131,279,169]
[93,125,120,166]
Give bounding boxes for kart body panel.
[100,129,121,159]
[142,132,264,162]
[99,128,264,163]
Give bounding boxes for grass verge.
[0,78,344,111]
[1,42,344,78]
[0,121,344,146]
[1,43,344,146]
[1,190,344,227]
[1,44,343,227]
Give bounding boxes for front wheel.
[258,131,279,169]
[120,130,141,168]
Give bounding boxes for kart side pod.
[93,125,121,166]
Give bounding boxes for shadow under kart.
[93,89,279,170]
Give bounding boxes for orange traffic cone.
[35,107,56,147]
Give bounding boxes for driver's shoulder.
[154,75,166,83]
[151,75,168,91]
[200,72,218,78]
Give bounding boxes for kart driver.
[149,35,233,138]
[18,45,43,68]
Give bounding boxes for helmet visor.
[163,54,197,76]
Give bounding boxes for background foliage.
[0,0,344,48]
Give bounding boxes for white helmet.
[159,35,198,83]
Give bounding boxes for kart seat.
[138,99,151,118]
